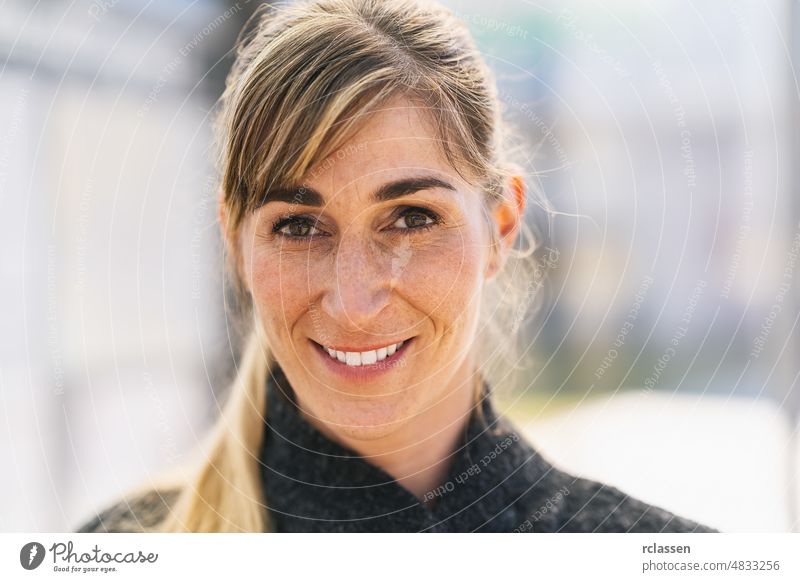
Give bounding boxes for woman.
[77,0,716,533]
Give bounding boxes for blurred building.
[0,0,246,531]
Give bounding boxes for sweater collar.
[259,365,554,532]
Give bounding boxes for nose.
[320,231,393,329]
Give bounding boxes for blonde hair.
[152,0,550,532]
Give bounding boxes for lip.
[309,337,414,382]
[314,338,411,353]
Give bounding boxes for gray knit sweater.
[77,366,718,533]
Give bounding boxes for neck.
[300,366,482,504]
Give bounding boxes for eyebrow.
[256,175,456,208]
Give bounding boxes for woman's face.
[234,97,512,440]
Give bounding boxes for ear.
[217,188,245,284]
[218,188,241,256]
[217,188,230,243]
[485,175,526,280]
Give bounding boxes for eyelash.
[270,206,442,240]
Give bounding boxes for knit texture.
[76,488,179,533]
[76,366,718,533]
[260,365,718,533]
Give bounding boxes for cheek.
[247,246,313,335]
[400,227,486,328]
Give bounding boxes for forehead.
[302,97,463,191]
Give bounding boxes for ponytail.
[157,322,273,532]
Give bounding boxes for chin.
[309,387,423,442]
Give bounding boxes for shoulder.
[75,488,181,533]
[547,469,718,532]
[502,426,718,533]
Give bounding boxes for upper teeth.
[325,341,405,366]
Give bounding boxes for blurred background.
[0,0,798,533]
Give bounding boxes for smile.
[322,339,406,366]
[309,337,414,380]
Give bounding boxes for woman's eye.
[272,216,322,239]
[391,208,439,230]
